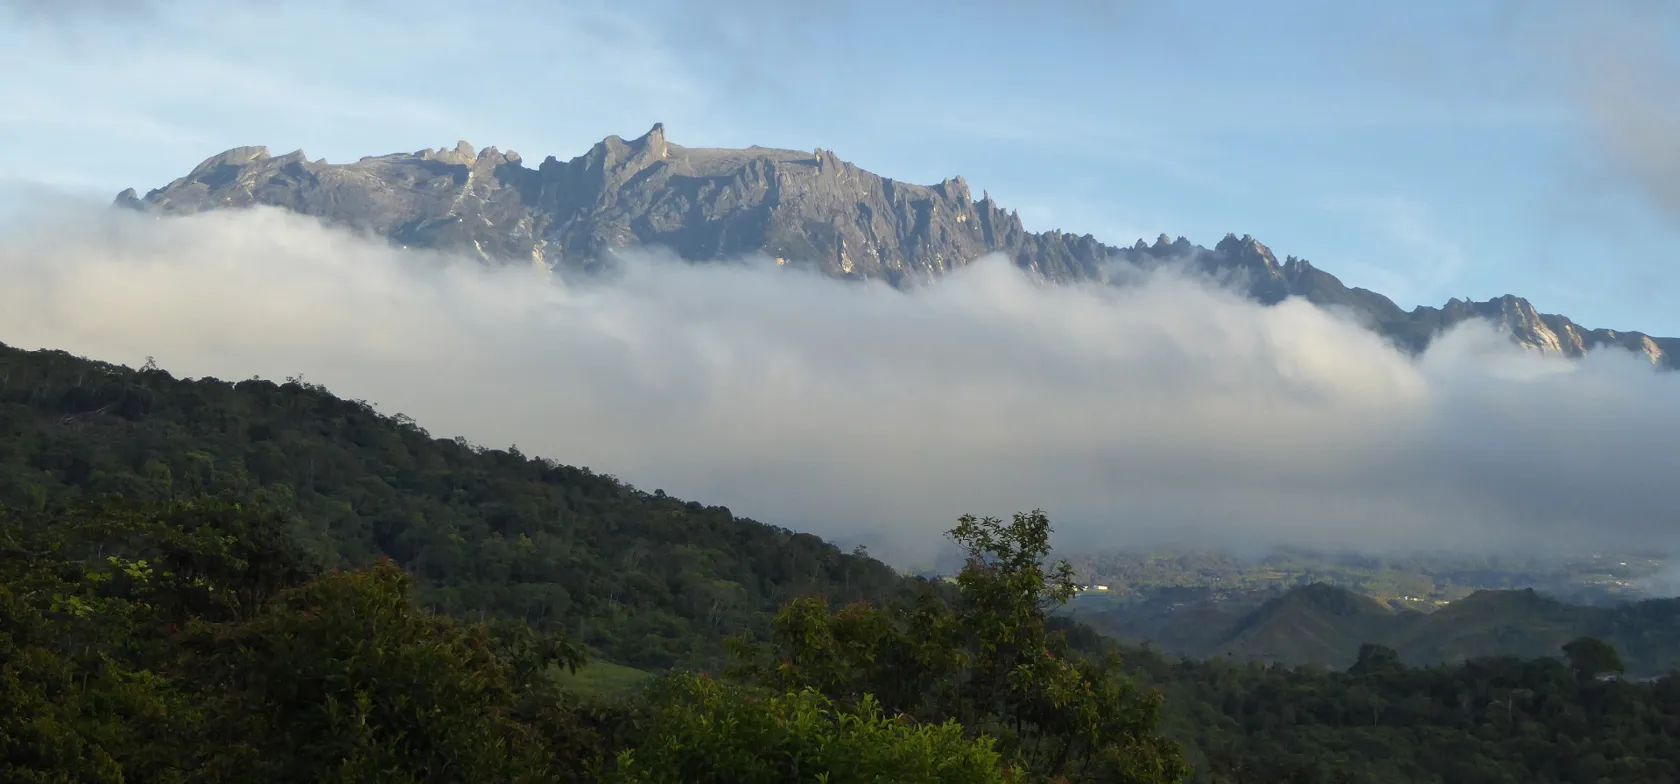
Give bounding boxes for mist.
[1564,4,1680,228]
[0,201,1676,568]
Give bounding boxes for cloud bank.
[0,203,1676,567]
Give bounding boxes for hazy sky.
[2,0,1679,335]
[1,204,1675,566]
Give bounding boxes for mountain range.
[1075,582,1680,677]
[116,123,1677,368]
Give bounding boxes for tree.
[191,560,577,783]
[1347,643,1402,677]
[605,674,1017,784]
[0,495,599,783]
[0,495,324,783]
[730,510,1188,783]
[1562,636,1624,680]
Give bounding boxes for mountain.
[1081,582,1680,676]
[117,124,1678,367]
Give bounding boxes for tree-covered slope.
[0,340,910,668]
[1135,642,1680,784]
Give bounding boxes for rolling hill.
[1080,582,1680,676]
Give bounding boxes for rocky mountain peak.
[419,140,478,166]
[1215,233,1277,264]
[936,175,970,203]
[113,124,1680,369]
[1213,233,1282,279]
[572,123,672,191]
[188,145,271,176]
[637,122,668,159]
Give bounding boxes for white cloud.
[1,202,1676,570]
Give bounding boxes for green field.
[555,659,656,696]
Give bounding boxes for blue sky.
[3,0,1678,335]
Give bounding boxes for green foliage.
[1347,643,1402,677]
[556,659,657,697]
[0,493,1123,783]
[0,495,601,783]
[191,560,575,783]
[0,495,316,784]
[606,673,1018,784]
[0,578,178,784]
[1561,635,1623,680]
[732,510,1189,783]
[14,492,1680,784]
[1130,638,1680,784]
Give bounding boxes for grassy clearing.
[555,659,656,696]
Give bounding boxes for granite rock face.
[119,124,1679,367]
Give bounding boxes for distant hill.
[1080,582,1680,676]
[118,124,1676,366]
[1213,583,1404,666]
[1386,588,1591,668]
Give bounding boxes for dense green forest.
[2,496,1182,782]
[1144,643,1680,783]
[0,343,907,669]
[4,341,1680,782]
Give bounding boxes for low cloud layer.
[0,203,1676,567]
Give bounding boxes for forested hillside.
[1134,640,1680,783]
[0,341,907,668]
[2,496,1186,783]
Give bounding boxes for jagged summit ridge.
[118,124,1679,367]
